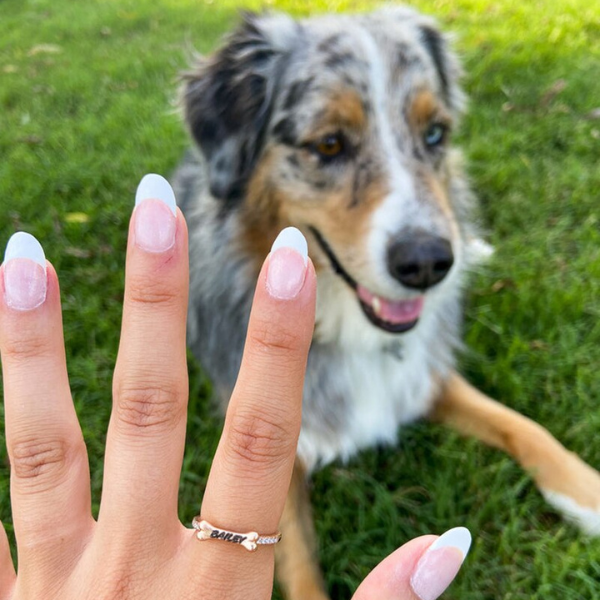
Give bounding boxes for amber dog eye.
[315,134,344,158]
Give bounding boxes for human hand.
[0,174,470,599]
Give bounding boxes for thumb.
[352,528,471,600]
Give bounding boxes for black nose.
[388,232,454,290]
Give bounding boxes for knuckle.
[226,409,295,469]
[98,573,134,600]
[92,548,148,600]
[2,333,52,362]
[114,382,186,434]
[248,317,303,357]
[10,436,78,490]
[127,272,180,309]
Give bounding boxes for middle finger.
[100,175,189,538]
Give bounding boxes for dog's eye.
[424,123,447,148]
[315,134,344,158]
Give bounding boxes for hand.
[0,174,470,599]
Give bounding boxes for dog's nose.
[387,232,454,290]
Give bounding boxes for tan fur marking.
[239,150,286,271]
[317,89,366,133]
[432,372,600,509]
[411,89,436,128]
[241,144,390,280]
[282,176,389,276]
[417,167,460,241]
[409,89,451,130]
[423,170,452,216]
[276,461,329,600]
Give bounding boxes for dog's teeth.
[372,296,382,316]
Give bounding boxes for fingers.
[0,234,92,575]
[202,228,315,527]
[0,521,16,599]
[352,528,472,600]
[189,228,315,595]
[100,175,189,538]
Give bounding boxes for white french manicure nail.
[410,527,472,600]
[134,174,177,253]
[427,527,471,556]
[135,173,177,215]
[3,232,47,311]
[266,227,309,300]
[271,227,308,266]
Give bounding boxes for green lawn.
[1,0,600,598]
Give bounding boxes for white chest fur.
[297,348,439,472]
[296,274,454,472]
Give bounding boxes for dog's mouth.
[309,227,423,334]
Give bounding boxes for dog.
[172,7,600,599]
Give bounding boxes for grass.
[1,0,600,598]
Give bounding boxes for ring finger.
[187,228,316,596]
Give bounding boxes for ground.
[1,0,599,598]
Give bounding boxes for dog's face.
[184,8,474,341]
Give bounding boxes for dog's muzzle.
[309,226,452,334]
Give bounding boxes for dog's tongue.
[357,286,424,324]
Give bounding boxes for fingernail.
[2,232,47,311]
[410,527,472,600]
[134,173,177,253]
[266,227,308,300]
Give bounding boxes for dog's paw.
[536,449,600,536]
[542,489,600,536]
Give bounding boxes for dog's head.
[183,7,481,344]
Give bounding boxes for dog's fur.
[173,7,600,599]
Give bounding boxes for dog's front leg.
[431,371,600,534]
[276,459,330,600]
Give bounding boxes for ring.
[192,517,282,552]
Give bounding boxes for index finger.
[188,228,315,591]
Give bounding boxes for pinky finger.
[0,520,16,599]
[352,528,471,600]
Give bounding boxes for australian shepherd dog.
[173,7,600,599]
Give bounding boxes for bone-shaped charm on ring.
[194,519,259,552]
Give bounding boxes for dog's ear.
[182,12,299,202]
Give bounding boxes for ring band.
[192,517,282,552]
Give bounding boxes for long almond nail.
[134,173,177,253]
[3,232,47,311]
[410,527,472,600]
[266,227,308,300]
